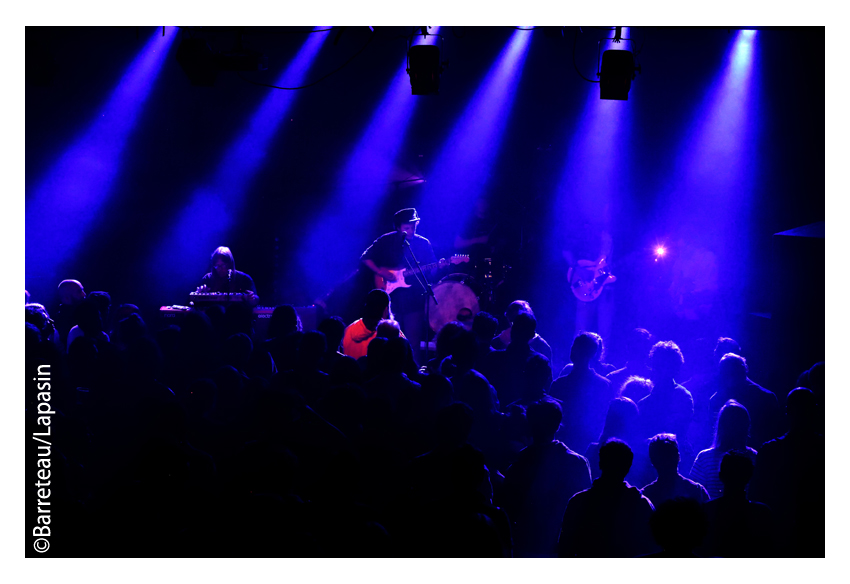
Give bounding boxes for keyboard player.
[196,246,260,306]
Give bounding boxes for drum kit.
[427,257,511,332]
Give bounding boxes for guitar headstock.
[450,254,470,264]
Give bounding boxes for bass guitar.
[376,255,470,295]
[569,257,616,302]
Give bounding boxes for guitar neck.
[402,261,441,278]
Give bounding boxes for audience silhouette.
[584,396,641,481]
[500,399,591,557]
[689,400,757,500]
[342,289,392,360]
[710,352,780,448]
[750,388,825,557]
[25,278,822,558]
[641,433,709,507]
[550,332,614,454]
[698,450,777,557]
[492,300,552,362]
[638,341,694,446]
[558,438,656,557]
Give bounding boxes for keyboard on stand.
[189,292,250,303]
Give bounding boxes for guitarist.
[361,208,438,363]
[563,221,614,342]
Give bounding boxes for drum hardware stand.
[403,239,438,364]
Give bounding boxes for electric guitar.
[569,257,616,302]
[375,255,470,295]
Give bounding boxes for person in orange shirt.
[342,289,394,360]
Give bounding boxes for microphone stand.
[403,239,437,365]
[227,270,234,305]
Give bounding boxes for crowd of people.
[24,277,825,557]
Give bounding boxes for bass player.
[563,220,614,342]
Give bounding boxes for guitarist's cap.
[393,208,421,227]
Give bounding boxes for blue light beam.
[532,32,633,343]
[417,28,533,244]
[297,28,440,297]
[153,27,329,293]
[660,30,759,249]
[554,94,631,225]
[26,26,178,282]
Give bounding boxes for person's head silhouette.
[511,312,537,346]
[649,341,684,382]
[598,438,633,482]
[570,332,599,368]
[318,316,346,352]
[505,300,533,325]
[648,433,680,476]
[523,353,553,398]
[718,450,754,496]
[363,289,391,322]
[472,311,499,345]
[714,337,742,363]
[718,353,748,387]
[625,327,653,364]
[599,397,639,443]
[526,398,562,444]
[786,387,817,433]
[714,400,750,451]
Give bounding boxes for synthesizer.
[160,304,274,315]
[159,304,319,334]
[189,292,251,303]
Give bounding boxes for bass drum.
[428,274,480,332]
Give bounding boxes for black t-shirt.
[200,269,258,295]
[361,231,437,313]
[361,231,437,271]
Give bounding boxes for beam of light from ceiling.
[546,31,632,259]
[553,27,633,224]
[554,95,631,228]
[25,26,178,286]
[658,30,759,255]
[296,28,440,299]
[414,27,533,247]
[642,30,759,335]
[531,30,632,342]
[153,27,329,295]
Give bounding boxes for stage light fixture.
[599,49,637,100]
[407,44,442,95]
